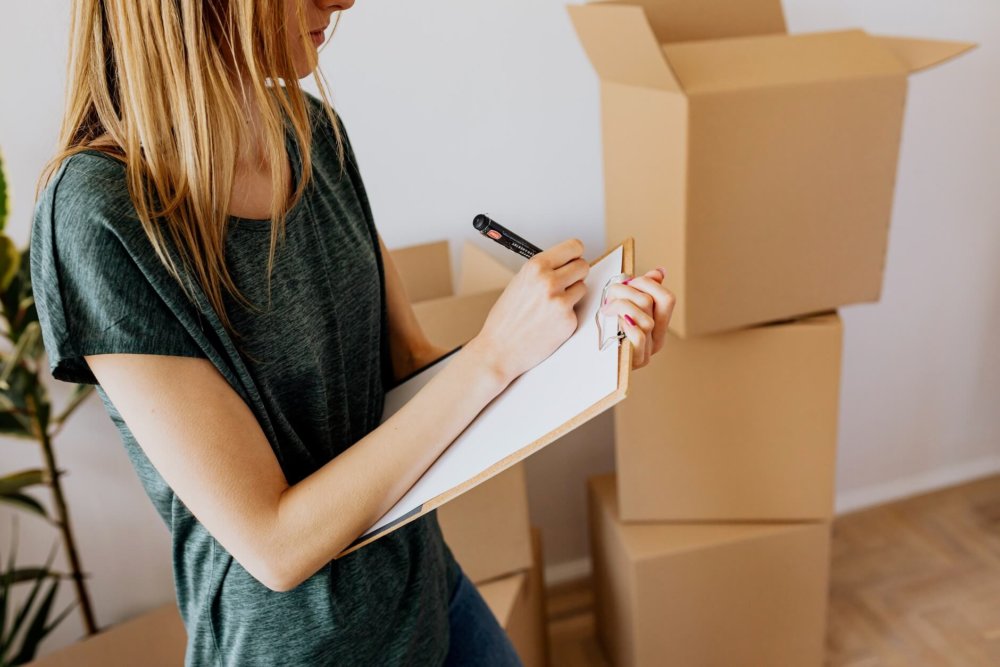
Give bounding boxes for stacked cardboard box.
[390,239,550,665]
[569,1,973,664]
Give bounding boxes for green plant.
[1,516,77,666]
[0,148,99,654]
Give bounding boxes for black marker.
[472,214,543,260]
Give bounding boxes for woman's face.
[284,0,354,78]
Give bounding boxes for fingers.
[560,280,588,308]
[531,238,585,272]
[600,298,655,333]
[622,312,650,369]
[552,257,590,291]
[605,270,675,355]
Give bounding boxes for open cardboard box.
[389,238,515,350]
[389,240,536,584]
[569,0,975,337]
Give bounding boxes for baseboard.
[544,456,1000,586]
[834,455,1000,515]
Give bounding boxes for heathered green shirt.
[30,93,461,666]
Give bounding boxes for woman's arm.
[85,238,591,593]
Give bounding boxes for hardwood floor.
[545,474,1000,666]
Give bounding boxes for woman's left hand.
[599,267,675,370]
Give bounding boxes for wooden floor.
[545,474,1000,667]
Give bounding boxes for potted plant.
[0,148,99,665]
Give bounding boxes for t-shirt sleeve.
[30,154,207,386]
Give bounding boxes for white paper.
[362,246,624,539]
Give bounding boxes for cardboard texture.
[390,239,515,351]
[25,603,185,667]
[616,311,843,521]
[477,528,550,667]
[589,474,831,667]
[438,463,534,584]
[569,1,975,337]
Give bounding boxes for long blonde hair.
[37,0,343,344]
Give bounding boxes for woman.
[30,0,674,664]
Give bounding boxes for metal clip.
[596,273,630,351]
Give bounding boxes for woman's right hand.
[469,238,590,384]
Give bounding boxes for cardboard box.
[438,462,534,584]
[25,602,185,667]
[477,527,550,667]
[616,311,842,522]
[569,0,975,337]
[389,239,515,350]
[390,239,534,583]
[589,474,831,667]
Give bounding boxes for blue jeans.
[444,570,524,666]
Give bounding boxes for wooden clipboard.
[339,237,635,557]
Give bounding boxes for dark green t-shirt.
[30,94,461,666]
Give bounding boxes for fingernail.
[656,267,667,277]
[622,278,632,285]
[624,314,636,327]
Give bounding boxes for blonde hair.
[38,0,343,344]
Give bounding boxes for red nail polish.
[623,278,632,285]
[624,314,636,326]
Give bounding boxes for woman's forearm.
[268,335,508,591]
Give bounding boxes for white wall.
[1,0,996,655]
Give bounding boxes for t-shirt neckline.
[228,125,305,232]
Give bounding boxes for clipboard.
[339,237,635,556]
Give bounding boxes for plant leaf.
[0,411,33,440]
[0,470,45,496]
[4,569,61,586]
[8,573,60,664]
[0,147,8,232]
[0,237,19,295]
[3,540,60,663]
[0,518,18,660]
[0,493,48,521]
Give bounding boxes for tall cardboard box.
[390,240,535,583]
[478,528,550,667]
[569,0,975,337]
[616,311,842,522]
[589,474,831,667]
[438,462,534,584]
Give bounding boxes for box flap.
[568,4,681,92]
[593,0,787,44]
[389,240,453,302]
[457,241,516,295]
[412,288,505,350]
[663,29,907,95]
[874,35,976,74]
